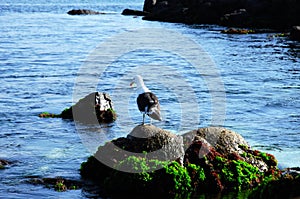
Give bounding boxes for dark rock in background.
[67,9,104,15]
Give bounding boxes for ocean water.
[0,0,299,198]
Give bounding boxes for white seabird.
[130,75,162,124]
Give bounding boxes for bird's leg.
[142,113,145,125]
[142,106,148,125]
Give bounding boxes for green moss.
[103,156,193,196]
[54,179,67,192]
[257,152,278,166]
[164,161,193,193]
[38,112,60,118]
[214,156,262,191]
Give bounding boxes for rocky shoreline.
[123,0,300,40]
[125,0,300,30]
[66,1,300,41]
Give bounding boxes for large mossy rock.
[80,125,184,177]
[248,169,300,199]
[80,125,186,196]
[182,127,280,192]
[80,126,282,197]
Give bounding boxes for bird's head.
[130,75,143,88]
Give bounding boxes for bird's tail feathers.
[148,107,162,121]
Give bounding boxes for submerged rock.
[39,92,116,124]
[0,159,11,169]
[221,28,255,34]
[67,9,104,15]
[26,176,82,192]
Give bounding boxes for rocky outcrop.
[80,126,281,196]
[121,9,149,16]
[67,9,104,15]
[290,26,300,41]
[123,0,300,29]
[39,92,116,123]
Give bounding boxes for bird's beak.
[130,81,136,87]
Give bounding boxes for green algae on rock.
[26,176,82,192]
[80,126,284,197]
[249,169,300,199]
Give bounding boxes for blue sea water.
[0,0,299,198]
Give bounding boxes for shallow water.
[0,0,299,198]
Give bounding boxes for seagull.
[130,75,162,125]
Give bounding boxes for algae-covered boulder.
[183,127,280,192]
[80,125,184,176]
[80,125,186,196]
[249,168,300,199]
[39,92,116,124]
[80,126,282,197]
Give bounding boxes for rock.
[81,125,184,181]
[133,0,300,29]
[121,9,149,16]
[221,9,249,27]
[142,0,186,23]
[0,159,10,169]
[183,127,277,171]
[143,0,157,13]
[221,28,255,34]
[67,9,104,15]
[63,92,116,124]
[182,127,280,192]
[80,125,189,196]
[80,125,282,196]
[183,127,249,157]
[26,176,82,192]
[39,92,116,123]
[249,170,300,199]
[290,26,300,41]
